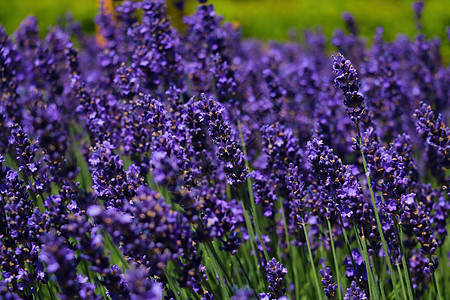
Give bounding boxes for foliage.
[0,0,448,299]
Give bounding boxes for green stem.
[205,241,233,296]
[338,213,357,271]
[238,121,270,262]
[393,218,415,300]
[293,244,304,297]
[208,255,229,300]
[246,165,270,261]
[356,124,400,300]
[164,270,182,300]
[379,278,387,300]
[280,199,298,299]
[430,262,442,300]
[46,283,56,300]
[327,218,342,300]
[355,226,379,300]
[395,262,408,300]
[301,216,322,300]
[235,256,260,299]
[373,259,387,300]
[378,191,414,300]
[102,231,130,269]
[191,291,201,300]
[239,199,265,288]
[226,183,231,200]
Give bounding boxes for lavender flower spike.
[320,267,338,300]
[414,101,449,169]
[343,281,367,300]
[332,53,365,122]
[259,258,288,299]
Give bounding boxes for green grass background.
[1,0,449,38]
[0,0,449,55]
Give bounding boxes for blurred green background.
[0,0,449,54]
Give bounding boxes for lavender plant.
[0,0,448,299]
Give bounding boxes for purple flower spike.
[414,102,449,170]
[343,281,367,300]
[259,258,288,299]
[126,268,163,300]
[39,233,79,300]
[320,267,338,300]
[400,193,438,260]
[10,124,40,176]
[342,12,358,36]
[412,1,425,30]
[332,53,365,123]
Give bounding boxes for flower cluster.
[0,0,448,299]
[259,258,288,299]
[343,281,367,300]
[320,267,337,300]
[414,102,450,170]
[332,53,365,122]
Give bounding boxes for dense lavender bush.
[0,0,448,299]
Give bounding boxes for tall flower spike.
[129,0,184,91]
[342,12,358,36]
[343,281,367,300]
[251,170,277,217]
[363,134,417,214]
[10,124,40,177]
[400,193,438,259]
[409,249,433,293]
[285,163,309,234]
[39,233,80,300]
[0,281,20,299]
[260,123,302,195]
[306,137,368,224]
[77,274,103,300]
[89,140,143,208]
[113,62,140,101]
[343,249,368,286]
[198,95,248,185]
[414,101,449,169]
[89,186,192,280]
[332,53,365,123]
[417,184,449,247]
[320,267,338,300]
[0,26,19,133]
[259,258,288,299]
[412,1,425,31]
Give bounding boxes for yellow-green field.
[1,0,449,56]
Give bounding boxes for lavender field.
[0,0,449,299]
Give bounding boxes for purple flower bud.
[332,53,365,123]
[343,281,367,300]
[320,267,338,299]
